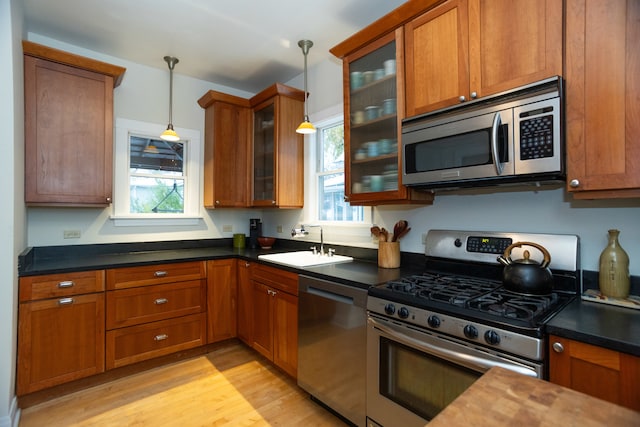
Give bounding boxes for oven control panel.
[466,236,513,254]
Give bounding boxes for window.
[316,119,365,222]
[113,118,201,225]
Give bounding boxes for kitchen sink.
[258,251,353,268]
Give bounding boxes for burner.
[387,280,416,293]
[468,291,559,321]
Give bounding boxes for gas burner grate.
[468,291,559,321]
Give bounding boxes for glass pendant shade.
[296,116,316,134]
[296,40,316,134]
[161,56,180,141]
[160,125,180,142]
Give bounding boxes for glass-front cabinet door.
[253,100,275,204]
[343,29,433,206]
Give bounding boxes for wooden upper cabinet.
[198,91,251,208]
[23,41,126,206]
[405,0,470,115]
[405,0,563,117]
[565,0,640,198]
[250,84,305,208]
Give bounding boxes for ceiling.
[23,0,407,93]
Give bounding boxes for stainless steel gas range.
[366,229,580,427]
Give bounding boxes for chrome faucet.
[291,224,324,255]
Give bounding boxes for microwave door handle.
[369,317,537,378]
[491,111,504,175]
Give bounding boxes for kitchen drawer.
[106,280,206,329]
[106,313,206,369]
[252,263,298,295]
[19,270,105,302]
[106,261,206,290]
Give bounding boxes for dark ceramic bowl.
[257,237,276,249]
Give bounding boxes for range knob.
[384,304,396,315]
[398,307,410,319]
[463,325,478,339]
[484,330,501,345]
[427,315,441,328]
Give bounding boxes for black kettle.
[497,241,554,295]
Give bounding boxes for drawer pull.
[57,281,74,288]
[154,271,168,277]
[58,298,74,305]
[154,298,168,305]
[154,334,169,341]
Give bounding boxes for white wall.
[1,0,26,425]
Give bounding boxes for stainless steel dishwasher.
[298,275,367,427]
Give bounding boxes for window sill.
[110,216,203,227]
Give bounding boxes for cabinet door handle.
[58,297,74,305]
[154,298,168,305]
[569,179,580,188]
[57,280,74,288]
[154,334,169,341]
[552,342,564,353]
[154,271,168,277]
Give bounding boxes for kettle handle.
[502,241,551,268]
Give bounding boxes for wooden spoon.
[392,220,408,242]
[395,226,411,241]
[380,227,389,242]
[370,226,381,239]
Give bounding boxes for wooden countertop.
[428,367,640,427]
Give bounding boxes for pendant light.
[296,40,316,134]
[160,56,180,142]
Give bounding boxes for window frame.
[307,114,372,227]
[112,118,202,226]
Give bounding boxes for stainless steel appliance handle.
[491,111,504,176]
[369,317,537,378]
[299,275,367,308]
[307,286,354,305]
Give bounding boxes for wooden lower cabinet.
[206,259,237,343]
[105,261,207,369]
[106,313,206,369]
[17,271,106,395]
[236,260,253,346]
[548,335,640,411]
[250,264,298,378]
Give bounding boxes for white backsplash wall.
[376,186,639,275]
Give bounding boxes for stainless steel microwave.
[402,77,564,190]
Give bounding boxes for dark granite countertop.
[17,238,425,291]
[546,298,640,357]
[20,239,639,356]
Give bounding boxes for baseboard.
[0,396,20,427]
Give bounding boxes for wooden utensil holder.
[378,241,400,268]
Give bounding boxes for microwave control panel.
[519,106,554,160]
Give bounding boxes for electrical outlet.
[422,233,427,245]
[276,225,283,233]
[222,225,232,232]
[63,230,81,239]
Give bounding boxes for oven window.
[379,336,480,420]
[405,125,508,173]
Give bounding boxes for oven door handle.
[369,317,537,378]
[491,111,505,176]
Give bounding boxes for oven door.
[366,314,541,427]
[402,106,515,188]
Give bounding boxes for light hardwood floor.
[19,342,348,426]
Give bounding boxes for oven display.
[466,236,512,254]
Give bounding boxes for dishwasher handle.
[308,286,355,305]
[299,275,367,308]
